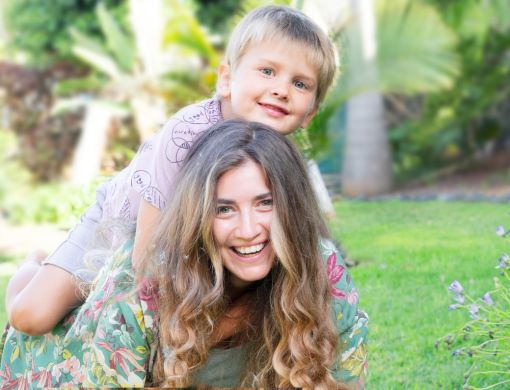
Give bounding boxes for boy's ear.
[217,62,232,99]
[300,105,318,128]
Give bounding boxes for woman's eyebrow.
[217,193,272,204]
[216,199,235,204]
[254,192,272,201]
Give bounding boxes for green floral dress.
[0,240,368,389]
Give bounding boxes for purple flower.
[496,253,510,269]
[448,304,461,311]
[453,294,465,304]
[448,280,464,295]
[496,226,506,237]
[482,292,494,305]
[469,303,479,320]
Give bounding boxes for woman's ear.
[217,62,232,99]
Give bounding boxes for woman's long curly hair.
[139,120,343,389]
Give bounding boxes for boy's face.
[218,40,319,135]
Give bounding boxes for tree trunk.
[342,91,392,195]
[341,0,393,196]
[70,102,114,185]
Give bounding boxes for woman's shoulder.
[318,238,360,331]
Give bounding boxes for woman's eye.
[259,198,273,208]
[260,68,273,76]
[216,206,232,214]
[294,80,307,89]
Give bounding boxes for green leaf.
[376,0,460,93]
[163,0,219,67]
[96,3,136,72]
[37,340,46,356]
[10,346,19,363]
[331,0,460,105]
[53,74,106,96]
[70,28,122,79]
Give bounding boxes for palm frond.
[96,3,136,72]
[163,0,218,67]
[330,0,460,107]
[70,28,122,79]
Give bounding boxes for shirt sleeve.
[43,181,108,282]
[320,239,369,389]
[126,98,222,213]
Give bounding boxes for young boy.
[8,4,336,338]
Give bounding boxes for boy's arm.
[132,199,162,267]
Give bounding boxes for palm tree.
[324,0,459,196]
[61,0,218,184]
[341,0,392,195]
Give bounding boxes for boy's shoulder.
[173,96,223,127]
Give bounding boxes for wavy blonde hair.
[140,120,344,389]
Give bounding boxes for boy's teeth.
[236,243,265,255]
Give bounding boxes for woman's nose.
[236,212,260,240]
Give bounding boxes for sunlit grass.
[333,201,508,388]
[0,201,507,387]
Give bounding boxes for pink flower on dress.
[138,278,158,312]
[62,356,80,373]
[347,288,358,305]
[327,251,346,299]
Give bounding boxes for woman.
[0,121,367,389]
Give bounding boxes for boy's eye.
[294,80,307,90]
[260,68,273,76]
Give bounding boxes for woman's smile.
[213,160,275,289]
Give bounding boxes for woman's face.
[213,159,275,290]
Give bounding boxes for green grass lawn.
[0,201,507,387]
[333,201,508,389]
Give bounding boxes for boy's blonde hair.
[224,5,337,106]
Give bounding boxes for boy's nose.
[271,81,289,100]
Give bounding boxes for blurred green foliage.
[2,0,510,191]
[4,181,97,227]
[193,0,242,36]
[317,0,460,163]
[0,130,98,226]
[390,0,510,179]
[3,0,128,67]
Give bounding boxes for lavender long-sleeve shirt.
[44,98,222,281]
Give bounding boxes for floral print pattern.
[0,239,367,388]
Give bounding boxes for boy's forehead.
[241,38,320,74]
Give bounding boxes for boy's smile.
[218,40,319,135]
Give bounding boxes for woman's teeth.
[234,242,265,255]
